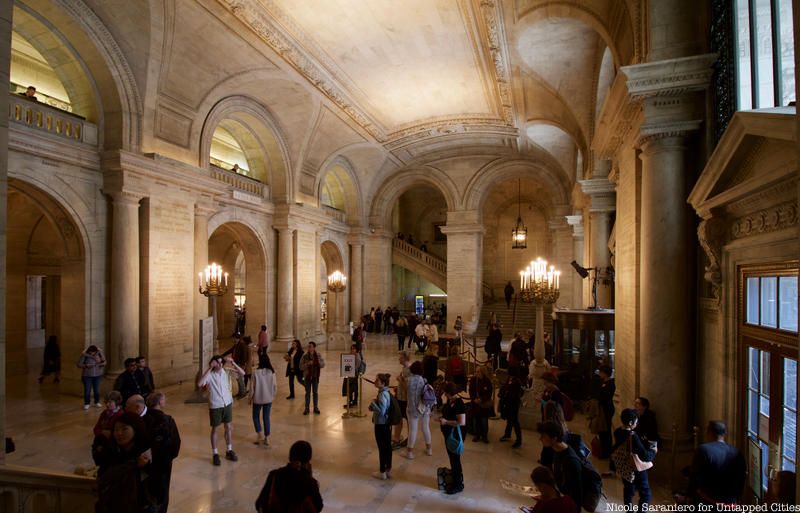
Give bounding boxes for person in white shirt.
[198,354,245,466]
[414,321,428,353]
[249,354,277,446]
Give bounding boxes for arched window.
[210,125,252,177]
[10,31,73,113]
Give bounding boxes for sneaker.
[263,438,269,447]
[403,451,415,460]
[445,484,464,495]
[499,436,510,442]
[253,438,263,446]
[303,409,310,415]
[313,408,320,415]
[83,404,90,410]
[212,454,221,466]
[94,402,103,408]
[372,471,387,480]
[426,447,433,456]
[225,450,238,462]
[512,441,522,448]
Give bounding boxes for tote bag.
[446,426,464,455]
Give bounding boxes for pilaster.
[441,214,484,335]
[565,215,585,308]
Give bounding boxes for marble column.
[0,0,12,464]
[565,215,585,308]
[580,178,615,309]
[275,227,294,344]
[639,134,694,439]
[441,214,483,335]
[348,239,363,323]
[193,204,213,363]
[363,231,392,310]
[108,192,142,375]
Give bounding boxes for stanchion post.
[351,375,366,418]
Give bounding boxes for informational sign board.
[341,354,356,378]
[200,317,214,366]
[415,295,425,316]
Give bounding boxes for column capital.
[565,215,585,238]
[580,178,616,213]
[194,200,216,218]
[636,120,702,150]
[622,54,717,100]
[107,189,145,206]
[547,217,569,231]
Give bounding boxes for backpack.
[561,393,575,421]
[421,383,437,407]
[579,456,604,512]
[387,393,403,425]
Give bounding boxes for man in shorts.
[198,354,245,465]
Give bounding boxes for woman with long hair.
[284,339,303,400]
[405,361,432,459]
[250,354,277,446]
[439,382,466,494]
[369,373,393,480]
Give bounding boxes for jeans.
[83,375,101,405]
[396,335,406,351]
[305,379,319,409]
[374,423,393,472]
[623,470,652,509]
[252,403,272,435]
[288,373,303,397]
[444,430,463,484]
[407,412,431,449]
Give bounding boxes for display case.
[551,308,615,400]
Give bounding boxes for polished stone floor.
[7,335,673,512]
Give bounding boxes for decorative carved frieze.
[730,201,798,240]
[697,216,726,303]
[477,0,514,125]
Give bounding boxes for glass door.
[745,343,797,499]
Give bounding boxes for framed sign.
[341,354,356,378]
[748,437,762,499]
[415,295,425,316]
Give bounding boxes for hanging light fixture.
[511,178,527,249]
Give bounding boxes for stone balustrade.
[0,464,96,512]
[322,205,346,223]
[392,237,446,275]
[210,165,268,199]
[8,94,98,146]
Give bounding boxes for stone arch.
[316,156,364,226]
[369,167,460,230]
[525,120,583,182]
[463,159,571,214]
[517,1,636,65]
[18,0,143,150]
[6,178,88,382]
[199,95,293,202]
[319,239,348,334]
[207,215,270,343]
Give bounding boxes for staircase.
[392,238,447,291]
[475,296,552,338]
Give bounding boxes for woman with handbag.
[610,408,657,509]
[439,382,466,495]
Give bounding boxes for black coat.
[286,348,304,378]
[689,441,746,503]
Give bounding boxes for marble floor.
[7,334,674,512]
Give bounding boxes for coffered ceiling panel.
[270,0,493,129]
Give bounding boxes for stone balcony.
[8,94,98,146]
[322,204,346,223]
[209,164,269,202]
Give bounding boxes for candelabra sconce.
[327,270,347,293]
[199,262,229,297]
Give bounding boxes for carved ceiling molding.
[219,0,384,140]
[385,121,518,151]
[219,0,515,147]
[477,0,514,124]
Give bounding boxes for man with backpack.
[537,421,583,513]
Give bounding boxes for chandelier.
[511,178,527,249]
[519,257,560,304]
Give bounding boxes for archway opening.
[6,179,86,389]
[210,123,256,179]
[318,163,361,226]
[390,185,447,315]
[208,223,266,348]
[319,241,346,335]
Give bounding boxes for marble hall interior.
[0,0,797,511]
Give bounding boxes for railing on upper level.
[392,238,447,275]
[0,464,96,512]
[322,205,346,223]
[8,94,98,146]
[210,164,268,199]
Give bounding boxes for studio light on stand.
[570,260,614,310]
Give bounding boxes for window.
[734,0,796,109]
[745,274,798,333]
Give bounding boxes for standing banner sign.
[341,354,356,378]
